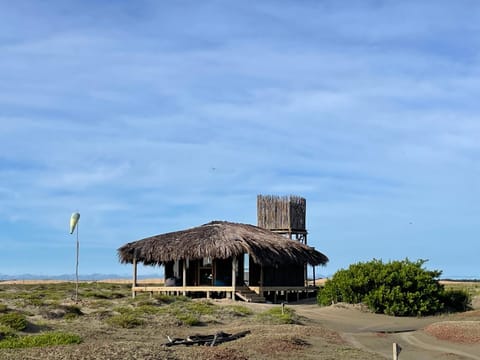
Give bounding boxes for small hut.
[118,220,328,302]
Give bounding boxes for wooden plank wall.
[257,195,306,230]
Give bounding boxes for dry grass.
[0,282,377,360]
[1,281,478,359]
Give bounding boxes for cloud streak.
[0,1,479,278]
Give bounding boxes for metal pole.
[75,222,79,302]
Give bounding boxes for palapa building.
[117,195,328,302]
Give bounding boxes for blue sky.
[1,1,479,279]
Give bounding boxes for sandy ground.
[0,281,479,359]
[286,300,480,360]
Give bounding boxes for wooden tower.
[257,195,307,244]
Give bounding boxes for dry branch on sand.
[164,330,251,347]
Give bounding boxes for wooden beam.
[245,286,315,293]
[259,265,264,299]
[133,286,233,292]
[182,259,187,296]
[132,256,137,299]
[232,257,237,300]
[260,266,264,287]
[304,264,307,287]
[212,259,216,286]
[313,265,316,286]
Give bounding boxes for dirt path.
[284,300,480,360]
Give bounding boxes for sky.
[1,1,479,279]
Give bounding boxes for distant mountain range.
[0,273,163,281]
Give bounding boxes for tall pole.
[75,222,79,302]
[70,211,80,303]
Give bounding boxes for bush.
[0,313,28,331]
[318,259,446,316]
[153,294,184,304]
[175,313,200,326]
[169,301,215,326]
[223,305,253,317]
[107,313,144,328]
[0,325,16,340]
[441,289,471,312]
[182,300,215,315]
[0,332,81,349]
[256,307,297,324]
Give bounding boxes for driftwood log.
[165,330,251,347]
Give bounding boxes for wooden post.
[182,259,187,296]
[393,343,401,360]
[232,257,237,301]
[132,256,137,299]
[304,264,308,287]
[259,265,263,291]
[259,265,264,296]
[313,265,316,287]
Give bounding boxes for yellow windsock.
[70,212,80,234]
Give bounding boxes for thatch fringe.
[118,221,328,267]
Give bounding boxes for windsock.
[70,212,80,234]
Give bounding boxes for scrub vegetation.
[318,259,471,316]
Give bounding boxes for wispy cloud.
[0,1,479,277]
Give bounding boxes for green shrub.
[82,290,125,299]
[107,313,143,328]
[175,313,200,326]
[0,304,7,313]
[134,305,162,315]
[0,325,16,340]
[163,301,215,326]
[318,259,446,316]
[153,295,178,304]
[441,289,471,312]
[0,313,28,331]
[14,293,47,307]
[0,332,81,349]
[182,300,215,315]
[256,307,297,324]
[40,304,83,320]
[112,306,133,315]
[223,305,253,317]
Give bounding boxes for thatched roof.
[118,221,328,267]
